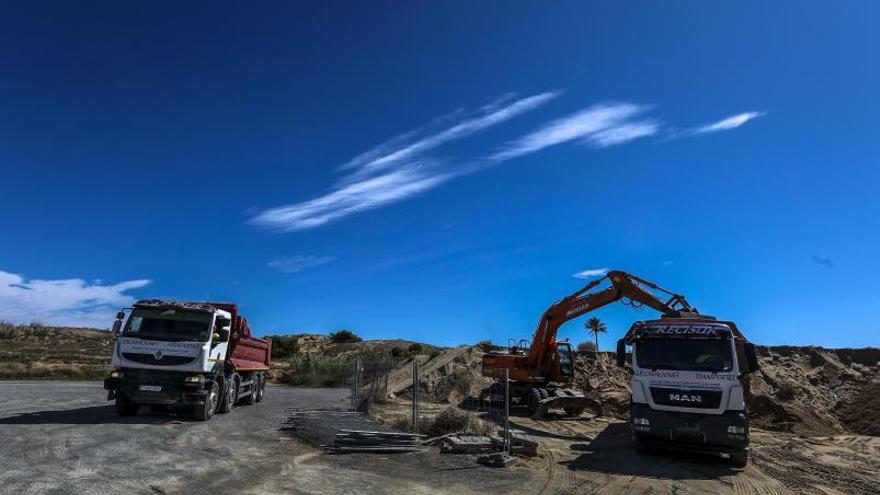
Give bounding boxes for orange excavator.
[481,270,702,418]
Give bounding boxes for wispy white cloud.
[267,255,336,273]
[0,269,150,328]
[342,92,560,182]
[587,120,660,148]
[489,102,651,161]
[250,92,558,231]
[251,163,454,231]
[250,90,764,232]
[692,111,765,134]
[573,267,608,279]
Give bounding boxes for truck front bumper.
[104,369,210,405]
[630,403,749,455]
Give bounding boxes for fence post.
[412,360,420,434]
[503,369,510,455]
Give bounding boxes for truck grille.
[122,352,195,366]
[650,387,722,409]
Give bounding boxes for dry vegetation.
[0,321,113,380]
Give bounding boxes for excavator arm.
[526,270,697,368]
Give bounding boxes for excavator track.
[530,388,601,419]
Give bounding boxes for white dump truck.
[617,317,760,467]
[104,299,272,421]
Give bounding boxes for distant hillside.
[0,322,114,379]
[0,323,442,380]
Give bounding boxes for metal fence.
[349,354,511,453]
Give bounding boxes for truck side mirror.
[744,342,760,373]
[616,339,627,368]
[116,311,126,320]
[112,319,122,336]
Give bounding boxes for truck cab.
[104,299,271,421]
[616,317,760,467]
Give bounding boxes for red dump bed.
[208,302,272,372]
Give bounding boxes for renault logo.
[154,351,164,360]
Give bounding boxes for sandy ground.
[0,381,541,495]
[2,381,877,495]
[369,399,880,495]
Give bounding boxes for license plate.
[139,385,162,392]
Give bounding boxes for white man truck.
[104,299,272,421]
[616,316,760,467]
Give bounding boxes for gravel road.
[0,381,539,495]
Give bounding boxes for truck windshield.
[123,308,212,342]
[635,338,734,372]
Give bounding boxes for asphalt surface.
[0,382,538,495]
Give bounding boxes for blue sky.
[1,2,877,349]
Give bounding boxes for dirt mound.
[837,380,880,436]
[748,346,880,435]
[573,352,631,417]
[391,346,493,404]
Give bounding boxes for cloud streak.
[0,269,150,328]
[250,92,764,232]
[692,112,765,134]
[250,92,559,231]
[573,268,608,279]
[267,255,336,273]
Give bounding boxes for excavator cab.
[556,342,575,379]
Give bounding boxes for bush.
[392,407,496,438]
[476,340,493,351]
[408,343,424,355]
[577,342,597,353]
[329,329,362,344]
[391,346,406,358]
[276,354,352,387]
[267,335,299,359]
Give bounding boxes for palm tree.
[585,317,607,354]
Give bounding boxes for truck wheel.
[255,374,265,403]
[730,451,748,468]
[194,381,219,421]
[115,395,139,417]
[241,376,257,406]
[217,376,237,414]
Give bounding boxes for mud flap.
[531,390,600,419]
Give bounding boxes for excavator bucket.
[530,389,601,420]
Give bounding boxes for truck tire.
[241,375,257,406]
[257,373,266,402]
[194,381,219,421]
[255,374,265,403]
[115,395,139,417]
[730,451,748,468]
[217,376,237,414]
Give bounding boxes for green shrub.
[391,346,406,358]
[329,329,362,344]
[267,334,300,359]
[277,354,352,387]
[576,341,597,354]
[408,343,423,355]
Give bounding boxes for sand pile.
[749,346,880,435]
[573,352,632,417]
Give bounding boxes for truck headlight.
[633,417,650,426]
[185,375,204,383]
[727,425,745,434]
[110,370,124,379]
